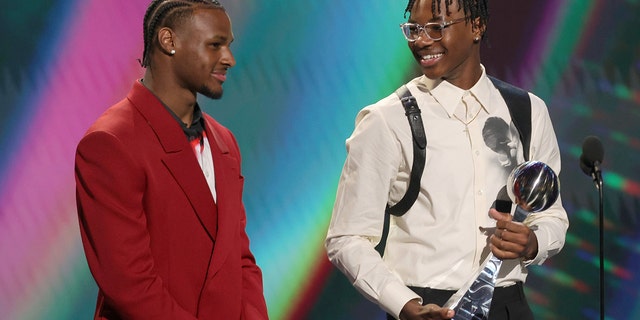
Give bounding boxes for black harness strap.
[489,76,531,161]
[387,85,427,216]
[375,85,426,255]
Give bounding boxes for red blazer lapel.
[203,116,241,275]
[161,154,218,241]
[128,81,218,240]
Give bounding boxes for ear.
[472,16,486,40]
[157,27,176,55]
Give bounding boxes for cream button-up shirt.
[325,68,568,318]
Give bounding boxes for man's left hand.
[489,208,538,260]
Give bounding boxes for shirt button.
[477,189,484,196]
[205,171,210,177]
[475,150,480,156]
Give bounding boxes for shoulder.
[357,76,423,124]
[76,99,143,163]
[486,75,549,116]
[83,80,159,136]
[83,98,138,139]
[525,91,548,110]
[347,78,426,151]
[353,94,404,142]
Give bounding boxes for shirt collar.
[139,79,205,141]
[416,65,494,117]
[162,102,205,141]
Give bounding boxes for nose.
[416,29,437,45]
[411,33,435,48]
[221,46,236,68]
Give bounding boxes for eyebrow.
[408,16,446,23]
[211,34,234,44]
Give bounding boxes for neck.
[445,57,483,90]
[142,70,197,125]
[456,65,483,90]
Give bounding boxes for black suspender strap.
[387,85,427,216]
[375,85,426,256]
[489,76,532,161]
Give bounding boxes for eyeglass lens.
[402,23,444,41]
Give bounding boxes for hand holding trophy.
[443,161,559,319]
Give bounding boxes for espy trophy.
[442,160,560,319]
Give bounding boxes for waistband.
[408,281,526,307]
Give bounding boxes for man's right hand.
[399,298,455,320]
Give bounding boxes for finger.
[505,219,528,231]
[441,308,455,319]
[493,221,524,241]
[423,304,454,319]
[491,245,519,260]
[498,228,530,245]
[489,208,512,222]
[490,237,521,259]
[495,218,530,233]
[491,233,528,259]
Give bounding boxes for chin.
[419,66,441,80]
[422,71,442,80]
[200,86,223,100]
[423,69,453,82]
[206,92,223,100]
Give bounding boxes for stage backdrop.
[1,1,639,319]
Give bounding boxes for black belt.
[408,282,526,307]
[387,282,531,320]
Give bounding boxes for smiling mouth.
[421,53,444,61]
[212,72,227,82]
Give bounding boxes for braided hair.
[140,0,225,68]
[404,0,489,30]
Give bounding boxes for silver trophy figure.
[443,161,559,319]
[508,160,560,221]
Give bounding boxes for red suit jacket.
[75,81,268,319]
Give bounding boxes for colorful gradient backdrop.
[1,0,639,319]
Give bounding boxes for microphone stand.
[592,163,604,320]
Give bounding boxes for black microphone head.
[582,136,604,164]
[493,185,512,213]
[579,154,593,176]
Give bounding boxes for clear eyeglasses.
[399,17,467,42]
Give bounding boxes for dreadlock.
[404,0,489,32]
[140,0,225,68]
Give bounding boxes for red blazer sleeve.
[239,210,269,319]
[75,130,196,320]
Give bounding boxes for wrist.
[399,298,422,320]
[524,231,539,260]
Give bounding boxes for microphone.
[493,185,512,213]
[580,135,606,320]
[580,136,604,187]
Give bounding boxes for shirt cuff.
[522,228,549,266]
[378,281,422,319]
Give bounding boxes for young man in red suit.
[75,1,268,319]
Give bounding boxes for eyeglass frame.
[399,17,468,42]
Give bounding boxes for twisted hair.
[141,0,225,68]
[404,0,489,31]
